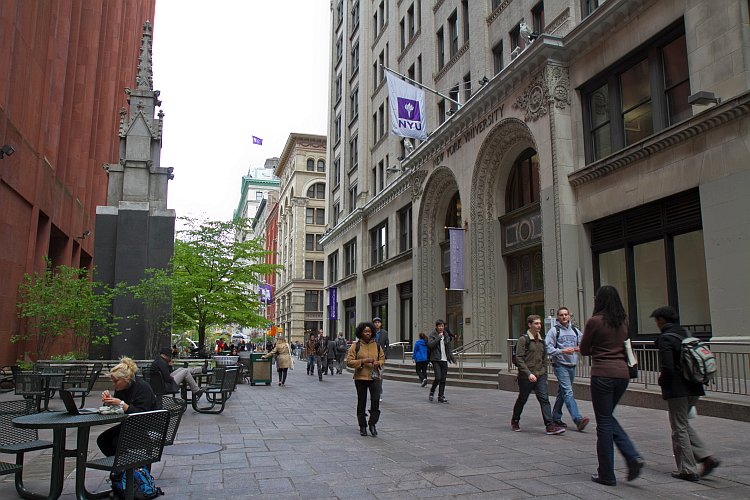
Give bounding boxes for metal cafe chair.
[160,396,187,446]
[192,367,238,414]
[13,371,45,412]
[65,363,103,408]
[86,410,170,500]
[0,399,53,497]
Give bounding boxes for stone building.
[274,133,328,344]
[0,1,156,364]
[322,0,750,356]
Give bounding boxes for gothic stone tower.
[94,21,175,359]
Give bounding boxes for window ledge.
[362,248,413,277]
[434,41,469,83]
[570,91,750,187]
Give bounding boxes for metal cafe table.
[12,411,126,500]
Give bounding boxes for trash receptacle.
[238,351,252,384]
[250,353,272,386]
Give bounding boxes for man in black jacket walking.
[652,306,720,481]
[427,319,455,403]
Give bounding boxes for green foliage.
[142,217,281,350]
[50,352,86,361]
[15,261,123,360]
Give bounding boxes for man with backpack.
[315,329,328,381]
[651,306,720,481]
[545,307,590,432]
[334,332,348,374]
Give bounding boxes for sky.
[152,0,330,223]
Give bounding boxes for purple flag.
[259,283,273,304]
[252,136,263,145]
[329,287,338,320]
[449,228,465,290]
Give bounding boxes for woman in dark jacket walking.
[580,285,644,486]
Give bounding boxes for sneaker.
[437,397,449,404]
[701,456,721,477]
[627,457,644,481]
[420,379,428,387]
[554,421,568,428]
[575,416,590,432]
[511,420,521,432]
[591,474,616,486]
[545,424,565,435]
[429,392,434,402]
[671,471,700,482]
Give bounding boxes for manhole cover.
[163,443,223,455]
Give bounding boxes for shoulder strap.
[554,325,561,348]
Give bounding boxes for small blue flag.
[252,136,263,145]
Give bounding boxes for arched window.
[443,192,461,241]
[307,183,326,199]
[306,158,315,171]
[505,148,540,213]
[317,159,326,172]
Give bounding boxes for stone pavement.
[2,368,750,499]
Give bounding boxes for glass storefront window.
[674,231,711,327]
[598,248,628,312]
[634,240,668,335]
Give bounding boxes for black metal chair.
[86,410,170,500]
[40,367,65,411]
[160,396,187,446]
[0,399,53,497]
[65,363,103,408]
[192,367,238,414]
[13,372,44,412]
[0,366,14,393]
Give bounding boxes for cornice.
[569,91,750,187]
[486,0,513,26]
[434,41,470,83]
[397,29,422,64]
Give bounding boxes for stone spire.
[136,21,154,90]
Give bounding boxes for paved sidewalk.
[2,369,750,499]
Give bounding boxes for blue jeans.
[307,355,315,374]
[512,374,552,425]
[553,364,582,423]
[590,376,640,482]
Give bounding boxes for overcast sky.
[152,0,330,223]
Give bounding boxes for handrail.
[454,338,490,374]
[506,338,750,396]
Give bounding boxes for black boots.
[359,426,367,436]
[368,424,378,437]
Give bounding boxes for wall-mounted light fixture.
[75,230,91,240]
[478,76,490,86]
[0,144,15,159]
[688,91,721,106]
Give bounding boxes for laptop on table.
[60,389,99,415]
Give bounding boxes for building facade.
[234,158,281,226]
[322,0,750,356]
[0,1,156,364]
[274,133,327,344]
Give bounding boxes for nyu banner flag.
[328,287,338,320]
[259,283,273,304]
[252,136,263,145]
[448,228,465,290]
[386,70,427,140]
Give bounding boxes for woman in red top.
[580,285,644,486]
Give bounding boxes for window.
[307,182,326,200]
[328,251,339,282]
[436,27,445,69]
[351,0,360,30]
[255,191,263,201]
[582,26,690,162]
[492,41,503,74]
[510,24,523,55]
[371,221,388,265]
[378,160,384,191]
[532,2,544,35]
[448,10,458,58]
[336,0,343,26]
[400,18,406,51]
[317,159,325,172]
[333,157,341,187]
[351,42,359,76]
[335,74,342,102]
[306,158,315,171]
[463,73,472,102]
[378,103,385,139]
[462,0,469,44]
[378,1,385,32]
[305,233,323,251]
[306,208,325,225]
[334,114,342,143]
[492,0,502,8]
[344,239,357,276]
[449,84,459,114]
[305,290,323,311]
[398,204,412,252]
[506,148,540,213]
[349,87,359,121]
[332,201,341,226]
[582,0,603,17]
[349,134,358,169]
[407,4,415,39]
[437,99,446,125]
[378,50,385,86]
[372,164,377,194]
[336,35,343,62]
[372,111,378,143]
[348,184,358,212]
[371,289,388,327]
[591,189,709,336]
[304,260,324,280]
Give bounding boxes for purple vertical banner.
[449,228,465,290]
[260,283,273,304]
[329,287,338,320]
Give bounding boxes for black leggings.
[415,361,428,381]
[277,368,288,383]
[354,379,381,428]
[97,423,121,457]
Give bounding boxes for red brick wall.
[0,0,156,364]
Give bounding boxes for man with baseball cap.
[373,317,389,400]
[427,319,456,403]
[150,347,204,400]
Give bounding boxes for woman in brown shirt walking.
[346,321,385,437]
[580,285,644,486]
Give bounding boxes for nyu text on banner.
[448,228,465,290]
[386,70,427,140]
[252,136,263,145]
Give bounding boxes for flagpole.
[382,65,461,108]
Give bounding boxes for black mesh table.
[13,411,126,500]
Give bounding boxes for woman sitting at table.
[96,357,158,456]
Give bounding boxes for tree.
[129,268,173,360]
[159,217,280,349]
[15,262,123,360]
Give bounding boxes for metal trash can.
[250,352,272,386]
[238,351,252,384]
